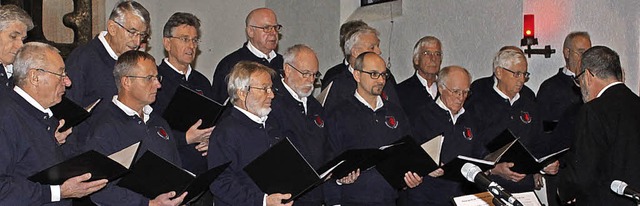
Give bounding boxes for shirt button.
[43,116,47,119]
[510,116,514,119]
[138,121,142,124]
[47,126,50,131]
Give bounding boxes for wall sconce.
[520,14,555,58]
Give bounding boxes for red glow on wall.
[524,14,535,38]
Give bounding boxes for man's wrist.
[50,185,61,202]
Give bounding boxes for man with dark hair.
[404,66,482,205]
[150,12,214,206]
[322,19,368,89]
[559,46,640,205]
[324,52,421,205]
[269,44,327,205]
[66,0,151,107]
[210,8,284,104]
[83,50,186,206]
[397,36,442,113]
[208,61,292,206]
[0,42,107,205]
[0,4,34,88]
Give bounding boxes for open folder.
[28,142,139,185]
[117,151,230,205]
[244,137,332,204]
[457,130,568,174]
[50,97,101,132]
[162,85,226,132]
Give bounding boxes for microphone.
[461,163,523,206]
[611,180,640,201]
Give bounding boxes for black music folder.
[51,97,101,132]
[480,129,568,174]
[162,85,226,132]
[543,120,559,133]
[244,137,332,203]
[28,142,139,185]
[117,151,230,205]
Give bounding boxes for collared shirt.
[562,67,576,77]
[344,58,350,66]
[435,97,465,125]
[597,82,624,98]
[246,41,276,62]
[234,105,268,127]
[354,90,384,111]
[348,65,355,74]
[112,95,153,123]
[163,58,192,80]
[14,86,59,201]
[281,78,308,114]
[493,77,520,106]
[13,86,53,117]
[4,64,13,78]
[416,72,438,100]
[98,31,119,60]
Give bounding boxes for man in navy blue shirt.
[322,26,399,111]
[66,1,150,107]
[208,61,292,206]
[269,44,327,205]
[325,52,422,205]
[210,8,284,103]
[0,42,107,205]
[397,36,442,113]
[83,51,186,206]
[0,5,33,89]
[404,66,482,205]
[322,20,368,90]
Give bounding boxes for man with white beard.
[269,44,327,205]
[208,61,292,206]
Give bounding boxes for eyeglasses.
[422,51,442,58]
[500,67,531,79]
[442,84,471,97]
[287,63,321,79]
[248,86,274,94]
[113,20,149,40]
[573,69,594,86]
[168,36,200,45]
[249,24,283,33]
[356,69,390,80]
[569,49,586,56]
[126,74,162,83]
[35,68,67,79]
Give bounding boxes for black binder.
[244,138,329,203]
[162,85,225,132]
[117,151,230,205]
[28,141,139,185]
[50,97,101,132]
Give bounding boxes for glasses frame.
[35,68,67,79]
[168,36,201,45]
[421,50,443,58]
[125,74,162,83]
[248,86,274,94]
[249,24,283,33]
[442,84,471,97]
[113,20,149,40]
[500,66,531,79]
[355,69,390,80]
[286,63,321,79]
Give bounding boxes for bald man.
[211,8,284,103]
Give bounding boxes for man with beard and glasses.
[397,36,443,114]
[208,61,292,206]
[269,44,328,205]
[559,46,640,205]
[66,1,150,107]
[211,8,284,104]
[466,47,559,193]
[324,52,422,205]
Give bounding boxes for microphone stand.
[492,196,508,206]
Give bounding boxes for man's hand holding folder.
[60,173,108,198]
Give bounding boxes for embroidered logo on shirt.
[313,115,325,128]
[463,127,474,140]
[156,126,169,140]
[381,91,389,101]
[520,111,532,124]
[385,116,398,129]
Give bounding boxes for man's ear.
[106,20,118,37]
[494,67,503,80]
[28,69,39,85]
[563,47,571,61]
[353,70,361,83]
[162,37,171,52]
